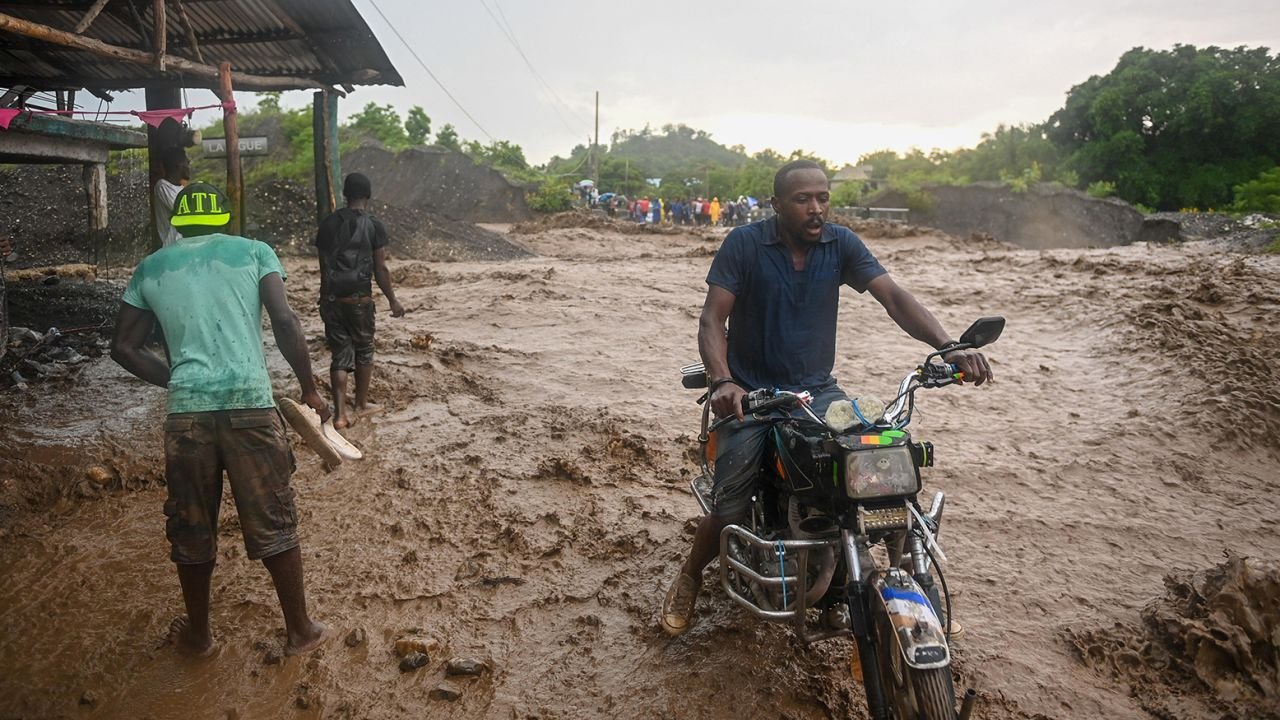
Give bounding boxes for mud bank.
[875,182,1174,249]
[1,223,1278,719]
[1067,554,1280,720]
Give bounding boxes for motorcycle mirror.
[958,316,1005,349]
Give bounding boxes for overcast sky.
[166,0,1278,167]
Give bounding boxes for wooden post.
[85,162,108,266]
[144,85,180,252]
[218,61,242,235]
[313,89,340,222]
[153,0,167,72]
[592,90,599,184]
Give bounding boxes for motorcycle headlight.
[844,447,920,499]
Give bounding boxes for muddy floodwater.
[1,223,1278,719]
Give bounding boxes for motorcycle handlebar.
[706,389,810,433]
[921,362,964,386]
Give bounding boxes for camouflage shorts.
[163,408,298,564]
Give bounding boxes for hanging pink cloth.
[132,107,193,128]
[0,108,22,130]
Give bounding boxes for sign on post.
[202,136,269,158]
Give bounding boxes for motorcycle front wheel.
[873,608,957,720]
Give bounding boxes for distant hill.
[606,124,748,179]
[548,123,809,200]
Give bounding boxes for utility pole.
[591,90,599,185]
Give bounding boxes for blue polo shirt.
[706,218,886,391]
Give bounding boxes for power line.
[477,0,590,135]
[365,0,493,141]
[492,0,591,130]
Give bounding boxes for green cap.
[171,182,230,228]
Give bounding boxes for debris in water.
[429,680,463,701]
[446,657,489,677]
[344,628,366,648]
[399,651,429,673]
[394,636,437,658]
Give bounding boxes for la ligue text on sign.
[201,136,270,157]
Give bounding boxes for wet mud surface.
[1,222,1279,719]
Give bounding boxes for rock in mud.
[79,690,97,707]
[263,649,282,665]
[85,465,113,486]
[344,628,366,648]
[394,636,438,658]
[445,657,489,677]
[399,651,429,672]
[429,680,463,701]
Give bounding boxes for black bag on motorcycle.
[772,424,833,494]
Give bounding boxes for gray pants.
[710,385,848,519]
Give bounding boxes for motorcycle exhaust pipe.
[958,688,977,720]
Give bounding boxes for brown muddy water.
[2,223,1279,719]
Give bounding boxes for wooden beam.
[125,0,151,51]
[218,62,242,236]
[0,12,329,91]
[73,0,112,34]
[171,0,202,64]
[152,0,166,72]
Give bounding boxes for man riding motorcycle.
[660,159,993,637]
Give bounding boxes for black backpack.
[324,210,375,298]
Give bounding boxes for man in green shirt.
[112,182,330,656]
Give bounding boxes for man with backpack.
[314,173,405,429]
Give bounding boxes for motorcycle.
[679,317,1004,720]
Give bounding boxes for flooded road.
[1,221,1278,719]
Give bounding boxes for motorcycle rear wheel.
[873,609,957,720]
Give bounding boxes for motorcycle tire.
[873,607,957,720]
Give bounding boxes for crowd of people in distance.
[602,194,763,227]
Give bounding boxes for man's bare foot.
[167,616,217,658]
[333,413,354,430]
[284,621,331,656]
[354,402,383,418]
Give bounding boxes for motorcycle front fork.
[844,530,947,720]
[844,530,890,719]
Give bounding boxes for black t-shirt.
[313,208,388,297]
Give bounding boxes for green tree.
[1232,166,1280,212]
[405,106,431,146]
[1047,44,1280,210]
[256,91,282,115]
[527,178,575,213]
[466,140,528,171]
[952,123,1061,183]
[345,102,409,149]
[435,123,461,151]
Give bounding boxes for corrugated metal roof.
[0,0,403,91]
